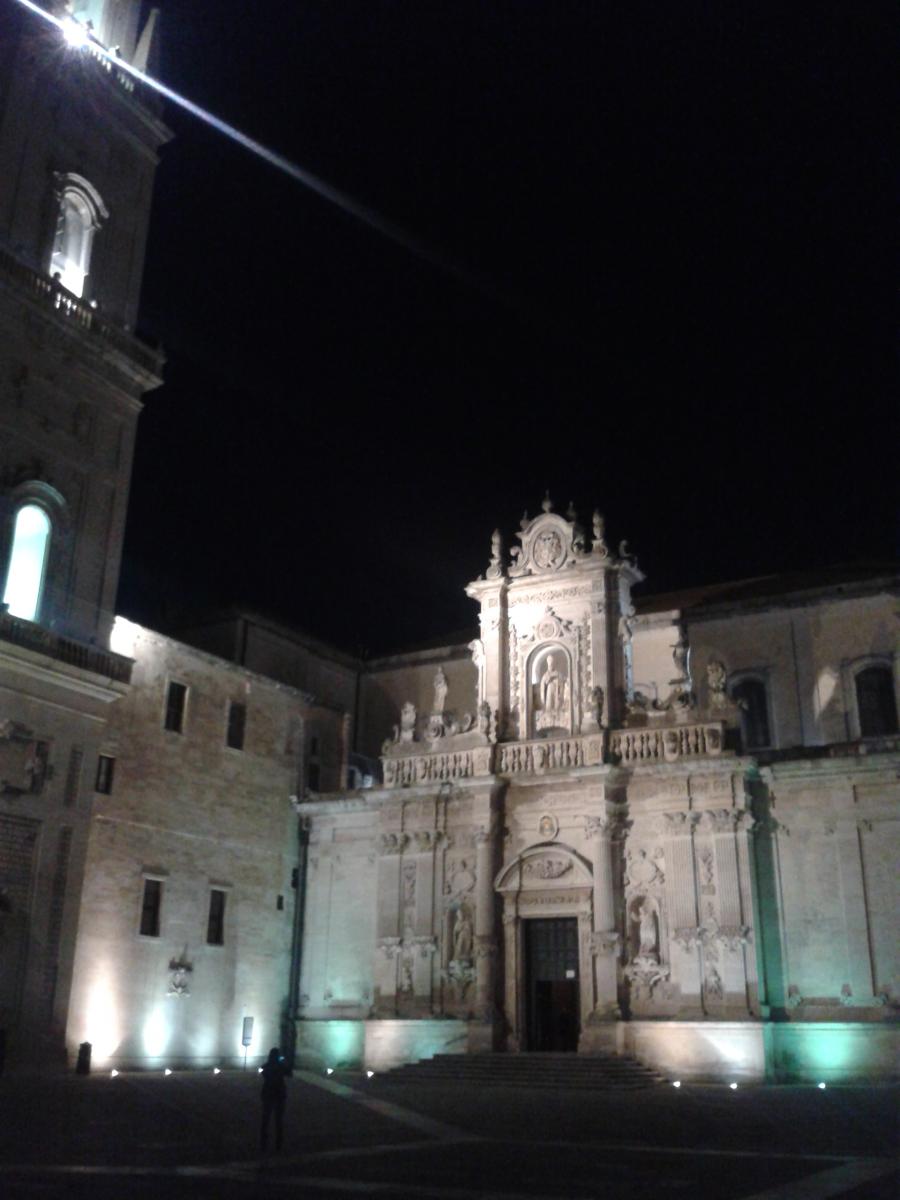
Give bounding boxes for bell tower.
[0,1,169,1064]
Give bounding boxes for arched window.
[2,504,51,622]
[49,175,107,298]
[855,666,898,738]
[731,676,771,750]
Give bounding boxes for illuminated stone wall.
[66,621,341,1069]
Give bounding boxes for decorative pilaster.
[585,815,620,1020]
[662,812,703,1016]
[372,831,407,1015]
[472,823,497,1027]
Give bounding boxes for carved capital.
[590,931,621,956]
[584,814,613,839]
[378,832,409,856]
[377,936,402,959]
[412,830,442,853]
[662,811,699,836]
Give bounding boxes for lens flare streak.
[13,0,482,295]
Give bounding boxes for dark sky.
[119,1,896,655]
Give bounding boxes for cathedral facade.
[297,506,899,1081]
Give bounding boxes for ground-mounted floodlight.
[729,1082,738,1090]
[110,1069,119,1077]
[817,1081,826,1089]
[164,1068,172,1076]
[366,1070,374,1078]
[326,1067,334,1075]
[672,1080,681,1088]
[213,1068,221,1075]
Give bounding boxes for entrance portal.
[524,918,579,1051]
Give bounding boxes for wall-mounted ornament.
[538,813,559,840]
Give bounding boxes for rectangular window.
[307,761,321,791]
[95,754,115,794]
[140,878,162,937]
[226,701,246,750]
[206,888,226,945]
[164,681,187,733]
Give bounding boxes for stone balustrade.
[497,733,605,776]
[0,610,133,683]
[0,246,163,377]
[609,721,725,764]
[381,722,727,788]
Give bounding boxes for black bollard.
[75,1041,92,1075]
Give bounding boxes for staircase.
[377,1052,662,1090]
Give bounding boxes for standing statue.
[590,685,604,727]
[706,659,729,709]
[541,655,563,711]
[399,701,417,743]
[637,901,659,962]
[452,907,474,962]
[433,667,448,715]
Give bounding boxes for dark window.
[95,754,115,794]
[856,667,898,738]
[206,888,226,945]
[307,761,321,791]
[140,879,162,937]
[310,736,319,755]
[731,678,771,750]
[226,701,246,750]
[164,681,187,733]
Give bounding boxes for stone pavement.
[0,1067,896,1198]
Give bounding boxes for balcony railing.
[0,246,163,378]
[0,610,132,684]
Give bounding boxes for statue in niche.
[632,899,659,964]
[589,685,604,727]
[541,654,563,710]
[432,667,448,715]
[452,907,473,963]
[534,653,570,732]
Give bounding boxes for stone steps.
[377,1052,663,1090]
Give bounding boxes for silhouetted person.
[260,1047,287,1153]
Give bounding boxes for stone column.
[411,831,440,1011]
[470,823,498,1049]
[586,815,620,1017]
[579,814,620,1053]
[663,812,703,1016]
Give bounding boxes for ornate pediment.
[509,504,585,578]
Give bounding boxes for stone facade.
[65,620,343,1069]
[297,505,899,1082]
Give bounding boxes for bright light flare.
[10,0,501,309]
[164,1068,172,1076]
[672,1080,681,1088]
[60,16,88,48]
[326,1067,334,1076]
[110,1069,119,1078]
[213,1068,221,1075]
[818,1082,827,1089]
[729,1082,738,1090]
[366,1070,374,1078]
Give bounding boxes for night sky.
[119,2,896,655]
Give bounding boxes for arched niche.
[528,642,574,738]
